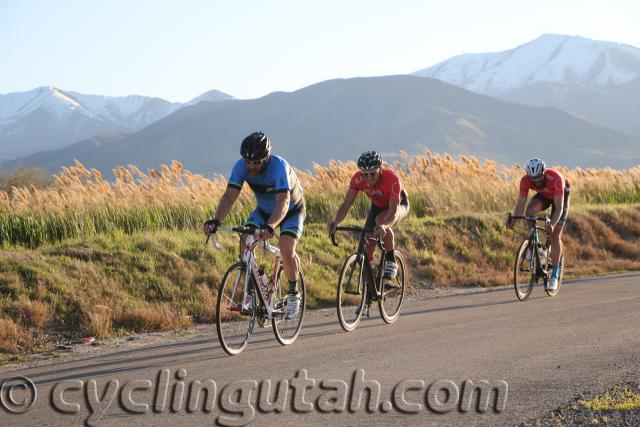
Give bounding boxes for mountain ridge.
[0,86,234,159]
[4,75,639,178]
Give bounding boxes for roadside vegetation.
[580,386,640,411]
[522,383,640,426]
[2,154,640,354]
[0,165,52,193]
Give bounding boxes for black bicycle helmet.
[357,150,382,171]
[240,131,271,161]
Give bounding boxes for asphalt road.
[1,273,639,426]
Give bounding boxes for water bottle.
[242,294,252,310]
[537,244,547,265]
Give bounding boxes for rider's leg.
[376,209,394,251]
[377,203,410,253]
[376,205,409,280]
[549,225,564,266]
[525,195,545,218]
[280,234,301,319]
[364,204,382,262]
[280,212,305,319]
[548,224,564,291]
[279,234,299,287]
[550,192,570,279]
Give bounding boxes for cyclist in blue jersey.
[203,131,305,319]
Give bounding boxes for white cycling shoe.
[285,292,301,319]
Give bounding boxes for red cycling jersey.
[519,168,570,200]
[350,168,404,207]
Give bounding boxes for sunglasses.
[531,175,545,183]
[244,158,266,166]
[362,169,379,177]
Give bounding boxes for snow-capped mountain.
[414,34,640,136]
[415,34,640,95]
[0,87,233,159]
[7,76,640,178]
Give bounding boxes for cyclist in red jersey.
[507,158,571,292]
[328,151,410,278]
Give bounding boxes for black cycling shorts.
[364,191,410,231]
[531,187,570,225]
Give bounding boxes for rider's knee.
[278,238,297,259]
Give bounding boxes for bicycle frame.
[510,214,550,279]
[333,226,386,301]
[209,227,283,320]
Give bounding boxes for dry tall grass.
[1,154,640,247]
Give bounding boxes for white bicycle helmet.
[525,158,546,178]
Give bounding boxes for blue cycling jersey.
[227,155,305,214]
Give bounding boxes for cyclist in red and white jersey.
[507,158,571,292]
[328,151,410,279]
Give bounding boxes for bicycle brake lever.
[207,233,222,251]
[330,231,339,247]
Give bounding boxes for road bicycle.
[330,226,406,332]
[208,226,305,355]
[509,214,564,300]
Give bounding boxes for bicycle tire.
[336,254,367,332]
[378,250,406,324]
[514,239,536,301]
[272,266,306,345]
[216,262,256,355]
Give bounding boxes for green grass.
[580,387,640,411]
[0,193,372,248]
[2,205,640,354]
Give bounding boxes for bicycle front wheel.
[379,251,406,324]
[216,262,255,355]
[272,267,306,345]
[337,254,367,332]
[514,239,536,301]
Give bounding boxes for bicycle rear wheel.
[378,251,406,324]
[216,262,255,355]
[273,266,306,345]
[337,254,367,332]
[514,239,536,301]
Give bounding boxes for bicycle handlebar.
[330,226,376,247]
[507,214,549,223]
[206,226,279,254]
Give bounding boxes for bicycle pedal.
[257,317,270,328]
[383,284,400,296]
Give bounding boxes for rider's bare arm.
[550,193,564,226]
[513,195,527,217]
[267,191,290,230]
[332,188,359,225]
[211,187,241,224]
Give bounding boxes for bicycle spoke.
[514,240,536,301]
[273,268,305,345]
[379,252,406,323]
[216,264,255,355]
[337,254,366,332]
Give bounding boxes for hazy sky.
[1,0,638,101]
